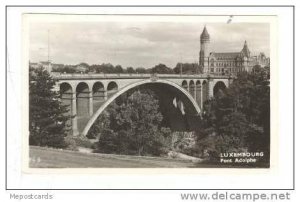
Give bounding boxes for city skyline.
[29,21,270,69]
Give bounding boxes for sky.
[29,20,270,69]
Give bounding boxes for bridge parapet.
[51,72,232,80]
[51,72,151,80]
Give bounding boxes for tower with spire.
[199,26,210,73]
[241,40,251,71]
[197,26,268,75]
[241,40,251,58]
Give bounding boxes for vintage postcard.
[4,3,296,191]
[21,13,277,172]
[2,4,296,199]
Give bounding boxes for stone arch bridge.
[53,73,232,136]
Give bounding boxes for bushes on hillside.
[88,89,172,156]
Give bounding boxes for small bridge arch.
[60,82,73,117]
[213,81,227,96]
[76,82,90,117]
[107,81,118,97]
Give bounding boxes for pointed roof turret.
[200,26,210,42]
[241,40,250,57]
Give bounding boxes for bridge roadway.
[52,73,232,136]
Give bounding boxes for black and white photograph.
[26,14,271,169]
[4,3,297,195]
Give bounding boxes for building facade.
[199,26,269,75]
[251,52,270,67]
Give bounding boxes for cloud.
[29,20,270,68]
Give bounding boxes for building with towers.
[199,26,269,75]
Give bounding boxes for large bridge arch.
[81,79,201,136]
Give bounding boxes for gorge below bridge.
[53,73,232,137]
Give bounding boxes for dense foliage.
[52,62,202,74]
[29,67,70,148]
[196,66,270,162]
[150,63,174,74]
[173,63,200,74]
[88,89,172,156]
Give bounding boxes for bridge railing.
[51,72,151,79]
[51,72,232,79]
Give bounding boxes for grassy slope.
[29,146,197,168]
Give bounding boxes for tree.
[173,63,200,74]
[29,66,70,148]
[126,67,136,74]
[135,67,147,74]
[197,66,270,161]
[91,63,115,73]
[88,89,172,156]
[115,65,124,73]
[53,65,76,73]
[77,62,90,68]
[151,63,174,74]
